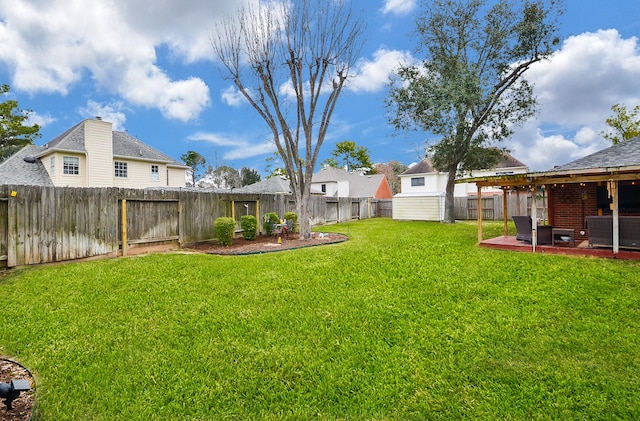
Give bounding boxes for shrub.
[240,215,257,240]
[214,217,236,246]
[263,212,279,236]
[283,212,298,232]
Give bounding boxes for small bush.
[283,212,298,232]
[263,212,279,236]
[240,215,257,240]
[214,217,236,246]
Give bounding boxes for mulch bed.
[185,232,348,255]
[0,358,34,421]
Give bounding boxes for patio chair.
[512,215,552,245]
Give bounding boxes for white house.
[310,167,394,199]
[0,118,188,188]
[393,154,528,221]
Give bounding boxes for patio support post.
[502,188,508,236]
[477,184,483,243]
[531,189,537,252]
[611,180,620,254]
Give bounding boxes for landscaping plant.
[240,215,257,240]
[262,212,278,236]
[283,211,298,233]
[213,216,235,246]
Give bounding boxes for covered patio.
[460,138,640,259]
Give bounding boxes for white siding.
[42,152,87,187]
[392,194,445,221]
[167,166,187,188]
[84,119,114,187]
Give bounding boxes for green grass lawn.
[1,218,640,420]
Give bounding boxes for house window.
[321,183,326,193]
[50,157,55,176]
[114,161,128,178]
[411,177,425,187]
[63,156,79,175]
[151,165,159,181]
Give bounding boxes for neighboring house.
[310,167,394,199]
[0,118,188,188]
[393,153,528,221]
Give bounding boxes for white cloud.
[221,86,246,107]
[381,0,417,16]
[347,48,414,93]
[187,132,275,161]
[507,29,640,171]
[0,0,214,121]
[79,100,128,131]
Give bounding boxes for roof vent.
[23,156,37,163]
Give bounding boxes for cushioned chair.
[512,215,552,245]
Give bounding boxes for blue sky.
[1,0,640,176]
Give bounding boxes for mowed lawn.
[1,219,639,420]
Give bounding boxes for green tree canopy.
[180,150,206,187]
[0,84,41,162]
[601,104,640,145]
[240,167,261,186]
[322,140,375,174]
[387,0,562,222]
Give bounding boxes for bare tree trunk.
[443,164,457,223]
[211,0,365,241]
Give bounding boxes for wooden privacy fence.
[454,191,548,221]
[1,185,387,269]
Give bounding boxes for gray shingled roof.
[549,137,640,172]
[0,145,54,186]
[235,176,292,194]
[348,173,387,198]
[113,131,184,166]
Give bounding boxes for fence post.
[121,199,128,256]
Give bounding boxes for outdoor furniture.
[512,215,553,245]
[587,216,640,249]
[273,219,294,239]
[552,228,574,247]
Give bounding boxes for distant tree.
[210,165,241,189]
[602,104,640,145]
[374,161,408,194]
[387,0,562,223]
[0,84,41,162]
[240,167,261,186]
[322,140,375,174]
[211,0,365,239]
[181,150,206,187]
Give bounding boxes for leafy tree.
[387,0,562,222]
[240,167,261,186]
[211,0,365,239]
[180,150,206,187]
[602,104,640,145]
[322,140,375,174]
[0,84,41,162]
[210,165,241,189]
[374,161,408,194]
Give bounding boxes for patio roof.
[458,137,640,188]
